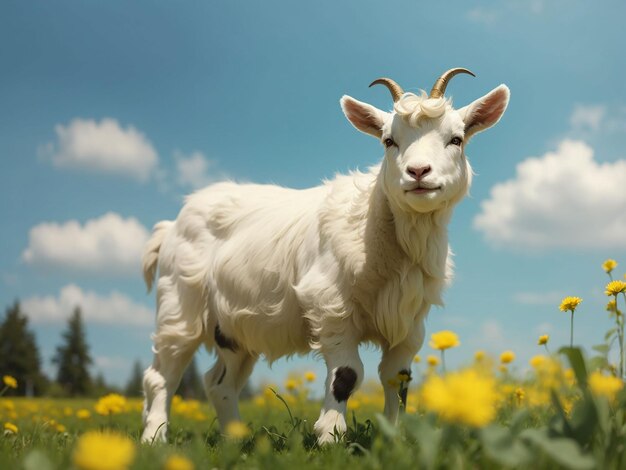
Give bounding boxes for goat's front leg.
[314,340,363,445]
[378,320,425,425]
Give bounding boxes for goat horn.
[429,68,476,99]
[369,78,404,102]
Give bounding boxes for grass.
[1,262,625,469]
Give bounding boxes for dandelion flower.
[538,335,549,345]
[559,296,582,312]
[304,371,316,382]
[94,393,127,416]
[529,355,547,368]
[4,422,18,434]
[500,351,515,364]
[603,259,618,273]
[514,388,525,402]
[427,355,440,367]
[421,369,497,427]
[284,378,298,392]
[429,330,460,350]
[164,455,195,470]
[2,376,17,389]
[76,409,91,419]
[588,371,624,402]
[474,350,486,361]
[72,431,135,470]
[605,280,626,296]
[413,355,421,363]
[225,421,250,439]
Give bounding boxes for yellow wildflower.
[304,371,316,382]
[413,355,421,363]
[429,330,460,350]
[225,421,250,439]
[427,355,440,367]
[603,259,618,273]
[284,378,298,392]
[397,371,411,382]
[2,376,17,389]
[4,422,18,434]
[347,398,361,411]
[421,369,497,427]
[605,281,626,296]
[538,335,549,345]
[529,355,547,368]
[559,296,582,312]
[164,454,195,470]
[72,431,135,470]
[606,300,617,312]
[500,350,515,364]
[474,350,486,361]
[515,388,525,402]
[588,371,624,402]
[76,409,91,419]
[94,393,127,416]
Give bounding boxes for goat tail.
[142,220,174,292]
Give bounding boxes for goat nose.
[406,165,431,180]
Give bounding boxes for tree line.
[0,301,205,398]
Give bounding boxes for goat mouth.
[406,186,442,194]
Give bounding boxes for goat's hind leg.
[141,341,199,443]
[203,329,257,430]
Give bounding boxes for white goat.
[141,68,509,444]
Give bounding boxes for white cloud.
[570,104,607,132]
[44,118,158,181]
[474,140,626,250]
[175,150,226,190]
[23,212,149,276]
[22,284,154,327]
[513,291,565,306]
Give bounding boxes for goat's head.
[341,68,509,213]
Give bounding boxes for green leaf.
[481,425,533,467]
[592,344,610,355]
[559,346,588,388]
[568,391,599,447]
[520,428,596,470]
[375,413,398,438]
[604,327,618,342]
[403,415,441,470]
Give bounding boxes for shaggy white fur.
[140,80,510,444]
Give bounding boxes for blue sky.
[1,0,625,390]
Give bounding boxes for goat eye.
[449,137,463,146]
[384,138,396,148]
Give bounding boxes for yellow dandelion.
[427,355,440,367]
[347,398,361,411]
[55,423,67,433]
[474,350,486,361]
[304,371,316,382]
[429,330,460,350]
[515,387,525,402]
[421,369,497,427]
[606,300,617,312]
[500,350,515,364]
[94,393,127,416]
[588,371,624,402]
[559,296,582,312]
[605,280,626,296]
[413,355,421,363]
[2,376,17,389]
[603,259,618,273]
[4,422,18,434]
[164,454,195,470]
[538,335,549,345]
[397,371,411,382]
[72,431,135,470]
[76,409,91,419]
[284,378,298,392]
[529,355,547,369]
[498,364,508,373]
[225,421,250,439]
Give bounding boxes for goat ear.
[341,96,387,138]
[458,84,510,141]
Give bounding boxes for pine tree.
[0,301,48,396]
[52,307,93,396]
[125,360,144,397]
